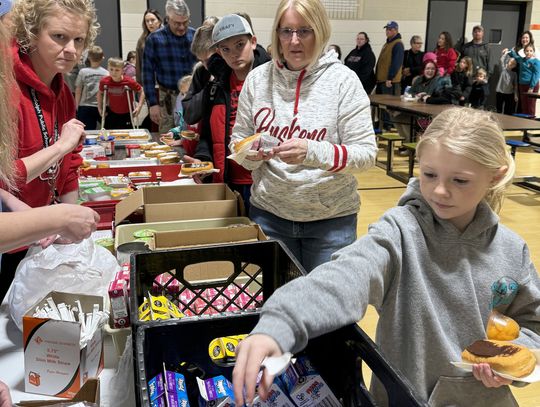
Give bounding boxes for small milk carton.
[164,370,190,407]
[253,379,295,407]
[108,278,130,328]
[197,375,234,407]
[279,356,340,407]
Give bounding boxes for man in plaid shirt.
[143,0,197,133]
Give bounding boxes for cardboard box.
[115,184,238,224]
[16,378,100,406]
[23,292,104,398]
[151,224,267,250]
[114,216,253,249]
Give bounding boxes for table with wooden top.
[369,94,540,191]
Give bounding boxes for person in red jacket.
[98,57,145,129]
[435,31,458,76]
[184,14,270,214]
[2,0,100,279]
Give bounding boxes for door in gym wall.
[426,0,467,53]
[482,2,525,110]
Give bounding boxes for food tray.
[86,129,152,146]
[84,158,159,167]
[115,217,253,249]
[82,164,182,182]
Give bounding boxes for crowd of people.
[0,0,539,405]
[342,22,538,117]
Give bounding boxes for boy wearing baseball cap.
[184,14,270,214]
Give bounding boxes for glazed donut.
[158,153,180,164]
[462,339,536,378]
[181,130,199,140]
[180,162,214,175]
[234,134,260,153]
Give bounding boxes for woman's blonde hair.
[12,0,99,53]
[0,22,18,191]
[417,108,515,213]
[270,0,331,69]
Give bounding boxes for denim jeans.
[250,205,357,272]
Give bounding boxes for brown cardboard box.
[16,378,100,406]
[151,224,267,250]
[23,292,104,398]
[115,184,238,224]
[151,225,268,282]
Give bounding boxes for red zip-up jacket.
[12,44,82,207]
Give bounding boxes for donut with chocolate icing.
[461,339,536,377]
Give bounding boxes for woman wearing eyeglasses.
[230,0,377,272]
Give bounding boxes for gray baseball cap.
[211,14,253,48]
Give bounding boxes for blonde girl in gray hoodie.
[233,107,540,407]
[230,0,377,272]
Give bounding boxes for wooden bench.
[376,132,405,173]
[402,142,418,181]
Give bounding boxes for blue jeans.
[250,206,357,272]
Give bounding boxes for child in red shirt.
[98,57,145,129]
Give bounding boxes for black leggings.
[496,92,516,115]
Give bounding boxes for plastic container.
[130,240,304,325]
[134,306,427,407]
[103,321,131,359]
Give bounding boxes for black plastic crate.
[129,240,305,324]
[135,314,428,407]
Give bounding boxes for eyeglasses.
[277,27,314,40]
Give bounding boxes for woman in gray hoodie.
[233,107,540,407]
[230,0,377,272]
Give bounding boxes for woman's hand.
[472,363,512,388]
[56,118,85,154]
[241,139,275,162]
[0,380,11,407]
[272,139,308,164]
[54,204,100,243]
[233,334,283,406]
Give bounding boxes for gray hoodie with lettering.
[230,51,377,222]
[253,179,540,406]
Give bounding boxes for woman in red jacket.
[1,0,100,278]
[435,31,458,76]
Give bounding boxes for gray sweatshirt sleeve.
[252,215,400,353]
[508,244,540,349]
[303,70,378,174]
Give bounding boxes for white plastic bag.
[8,238,119,331]
[106,334,135,407]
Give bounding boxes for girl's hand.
[502,48,509,55]
[472,363,512,388]
[528,88,534,93]
[272,139,308,164]
[233,334,283,406]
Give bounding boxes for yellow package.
[208,334,248,362]
[138,298,151,321]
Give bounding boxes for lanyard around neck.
[28,87,59,149]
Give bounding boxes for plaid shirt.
[142,24,197,106]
